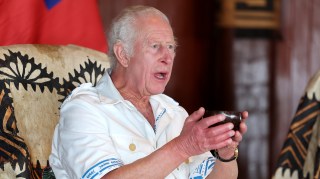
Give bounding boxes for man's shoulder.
[61,83,99,106]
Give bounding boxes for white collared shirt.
[49,72,215,179]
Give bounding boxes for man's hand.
[216,111,248,159]
[173,107,237,158]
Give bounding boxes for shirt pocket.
[110,135,155,164]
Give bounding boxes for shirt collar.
[95,69,124,104]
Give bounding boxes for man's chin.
[150,88,166,95]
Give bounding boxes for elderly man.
[49,5,248,179]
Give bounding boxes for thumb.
[186,107,205,123]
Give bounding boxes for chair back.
[0,44,110,178]
[273,70,320,179]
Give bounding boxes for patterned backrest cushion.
[272,70,320,179]
[0,44,110,178]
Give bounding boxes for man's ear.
[114,42,129,67]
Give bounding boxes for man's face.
[124,15,176,96]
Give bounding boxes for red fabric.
[0,0,107,53]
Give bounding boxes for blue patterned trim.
[156,108,166,122]
[81,158,123,179]
[189,157,215,179]
[154,108,166,132]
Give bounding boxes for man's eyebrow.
[146,39,177,45]
[170,41,178,48]
[174,37,178,46]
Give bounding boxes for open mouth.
[155,72,167,80]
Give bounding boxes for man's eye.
[152,44,160,49]
[168,44,176,51]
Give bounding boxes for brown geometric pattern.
[273,74,320,179]
[0,80,33,178]
[0,45,110,179]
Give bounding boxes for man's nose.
[160,46,174,64]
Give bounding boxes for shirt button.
[129,143,136,151]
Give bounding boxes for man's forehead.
[147,34,170,38]
[145,31,174,40]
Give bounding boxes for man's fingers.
[200,125,235,151]
[207,123,234,135]
[199,114,226,129]
[241,111,249,122]
[208,128,235,142]
[232,131,243,142]
[186,107,205,122]
[239,121,247,134]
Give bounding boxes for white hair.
[107,5,170,70]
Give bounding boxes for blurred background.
[98,0,320,178]
[2,0,320,178]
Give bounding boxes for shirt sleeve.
[189,152,216,179]
[56,96,123,179]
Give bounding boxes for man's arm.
[103,108,245,179]
[102,137,188,178]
